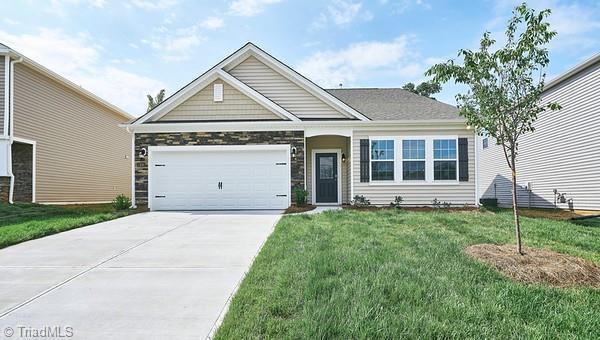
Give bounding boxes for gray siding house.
[125,43,477,211]
[479,53,600,211]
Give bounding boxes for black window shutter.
[458,138,469,182]
[360,139,370,182]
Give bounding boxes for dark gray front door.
[315,153,338,203]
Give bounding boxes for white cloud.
[3,18,20,25]
[200,17,225,30]
[128,0,179,10]
[297,36,429,88]
[142,22,205,61]
[312,0,372,30]
[491,0,600,53]
[0,28,165,115]
[229,0,282,17]
[328,0,363,25]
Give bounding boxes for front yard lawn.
[216,209,600,339]
[0,203,136,249]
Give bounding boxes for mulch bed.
[284,205,317,214]
[466,244,600,288]
[344,206,479,212]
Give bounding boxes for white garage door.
[149,145,291,211]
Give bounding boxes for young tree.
[146,89,166,112]
[426,3,560,254]
[402,81,441,99]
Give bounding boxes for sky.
[0,0,598,116]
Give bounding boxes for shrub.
[351,195,371,207]
[293,187,308,206]
[112,194,132,211]
[390,196,404,209]
[432,198,451,209]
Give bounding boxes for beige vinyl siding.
[13,63,131,203]
[306,136,350,204]
[228,56,348,120]
[0,56,5,135]
[159,79,280,122]
[353,130,476,206]
[479,61,600,210]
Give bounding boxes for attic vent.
[213,83,223,102]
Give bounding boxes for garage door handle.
[276,162,287,165]
[155,195,166,198]
[276,194,287,197]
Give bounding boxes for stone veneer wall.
[12,143,33,202]
[134,131,305,205]
[0,177,9,203]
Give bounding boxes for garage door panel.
[149,147,290,210]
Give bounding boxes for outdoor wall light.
[139,147,148,158]
[291,146,297,158]
[342,153,347,163]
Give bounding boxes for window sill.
[367,180,462,186]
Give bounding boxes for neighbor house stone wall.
[134,131,305,205]
[12,143,33,202]
[0,177,9,203]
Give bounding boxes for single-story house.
[0,43,133,204]
[126,43,477,211]
[479,53,600,211]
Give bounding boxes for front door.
[315,153,338,203]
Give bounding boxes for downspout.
[474,130,480,207]
[7,56,23,204]
[126,125,136,208]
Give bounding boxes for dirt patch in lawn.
[466,244,600,288]
[517,208,599,220]
[284,205,316,214]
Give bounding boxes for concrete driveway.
[0,211,281,339]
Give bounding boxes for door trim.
[311,148,342,205]
[147,144,291,211]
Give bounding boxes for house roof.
[326,88,461,121]
[0,43,133,120]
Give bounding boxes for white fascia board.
[216,70,299,121]
[128,119,469,134]
[220,44,370,121]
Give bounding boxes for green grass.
[0,203,135,249]
[215,209,600,339]
[573,217,600,228]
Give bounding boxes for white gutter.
[8,56,23,204]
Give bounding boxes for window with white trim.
[371,140,394,181]
[433,139,457,180]
[402,139,425,180]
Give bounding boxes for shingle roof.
[326,88,461,121]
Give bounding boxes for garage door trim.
[147,144,291,210]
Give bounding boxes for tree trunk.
[510,154,523,255]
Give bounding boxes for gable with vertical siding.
[159,79,283,122]
[228,56,350,120]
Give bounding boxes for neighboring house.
[0,43,133,204]
[479,53,600,211]
[126,43,477,211]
